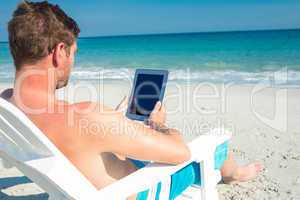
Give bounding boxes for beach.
[0,80,299,199]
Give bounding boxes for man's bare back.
[1,88,138,189]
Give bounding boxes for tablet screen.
[129,73,164,116]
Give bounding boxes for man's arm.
[73,102,191,165]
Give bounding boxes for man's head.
[8,1,80,88]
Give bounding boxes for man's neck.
[12,65,58,112]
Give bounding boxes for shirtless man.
[1,1,262,199]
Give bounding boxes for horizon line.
[79,27,300,40]
[1,27,300,43]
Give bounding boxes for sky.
[0,0,300,41]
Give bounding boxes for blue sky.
[1,0,300,41]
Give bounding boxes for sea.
[1,29,300,86]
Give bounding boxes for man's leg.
[221,151,262,183]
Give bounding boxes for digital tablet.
[126,69,168,121]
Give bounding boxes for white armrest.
[94,134,231,200]
[188,134,230,161]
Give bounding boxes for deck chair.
[0,97,231,200]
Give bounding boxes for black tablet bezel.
[126,69,168,121]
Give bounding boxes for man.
[1,1,262,199]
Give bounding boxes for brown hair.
[8,1,80,70]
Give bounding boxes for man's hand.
[149,101,166,125]
[146,101,167,131]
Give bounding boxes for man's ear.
[52,42,66,68]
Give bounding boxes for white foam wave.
[70,68,300,86]
[1,67,300,86]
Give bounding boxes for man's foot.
[223,162,263,184]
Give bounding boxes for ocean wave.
[1,67,300,86]
[70,68,300,86]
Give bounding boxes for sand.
[0,80,300,200]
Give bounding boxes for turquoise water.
[1,29,300,85]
